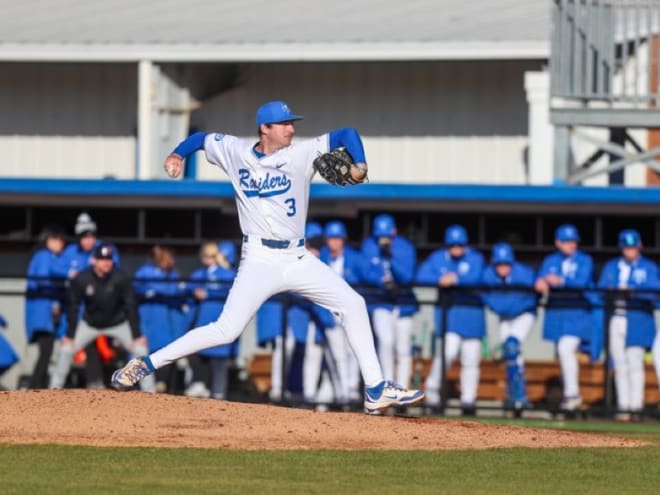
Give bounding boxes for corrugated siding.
[0,63,137,178]
[194,61,538,183]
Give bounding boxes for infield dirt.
[0,390,646,450]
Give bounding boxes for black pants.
[30,331,55,389]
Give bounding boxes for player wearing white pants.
[536,224,594,411]
[111,101,424,414]
[361,214,419,388]
[320,220,366,403]
[416,225,486,414]
[598,229,658,417]
[482,243,538,410]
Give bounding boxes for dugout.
[0,178,659,276]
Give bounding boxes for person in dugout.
[53,212,120,388]
[535,224,594,412]
[319,220,366,405]
[481,242,538,414]
[184,241,240,399]
[360,214,419,389]
[24,225,67,389]
[598,229,658,421]
[0,315,19,387]
[48,243,155,392]
[416,224,485,416]
[133,245,187,393]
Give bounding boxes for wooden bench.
[248,353,660,405]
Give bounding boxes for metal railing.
[9,277,660,417]
[551,0,660,106]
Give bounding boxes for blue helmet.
[618,229,642,248]
[444,224,468,246]
[218,241,237,266]
[324,220,347,239]
[491,242,515,265]
[555,224,580,242]
[372,214,396,237]
[305,222,324,239]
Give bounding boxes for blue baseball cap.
[373,214,396,237]
[618,229,642,248]
[555,224,580,242]
[492,242,515,265]
[218,240,236,266]
[445,225,468,246]
[305,222,324,239]
[324,220,347,239]
[256,101,303,127]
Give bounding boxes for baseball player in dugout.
[481,242,538,414]
[361,214,419,389]
[49,243,156,392]
[111,100,424,414]
[535,224,594,412]
[416,224,486,416]
[598,229,658,421]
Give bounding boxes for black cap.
[92,243,114,260]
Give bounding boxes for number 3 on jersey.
[285,198,296,217]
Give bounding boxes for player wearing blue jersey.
[598,229,658,420]
[361,214,419,388]
[319,220,365,404]
[112,101,423,413]
[482,243,537,412]
[416,225,485,415]
[535,224,594,411]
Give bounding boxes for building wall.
[0,63,137,179]
[194,61,542,184]
[0,60,543,183]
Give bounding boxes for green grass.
[1,442,658,495]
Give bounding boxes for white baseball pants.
[372,308,413,387]
[499,312,535,368]
[609,315,645,411]
[424,332,481,406]
[557,335,581,399]
[149,242,384,387]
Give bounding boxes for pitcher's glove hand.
[313,147,367,186]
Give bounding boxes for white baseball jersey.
[204,133,329,240]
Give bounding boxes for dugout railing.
[6,277,660,417]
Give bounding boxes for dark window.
[0,207,27,239]
[200,210,241,241]
[145,209,195,239]
[485,214,537,246]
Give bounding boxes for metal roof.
[0,0,551,61]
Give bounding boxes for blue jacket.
[25,248,66,341]
[482,262,538,319]
[416,248,486,338]
[0,315,19,372]
[188,265,239,358]
[133,263,187,352]
[319,245,364,285]
[537,250,594,343]
[360,235,419,317]
[598,256,658,349]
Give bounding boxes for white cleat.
[559,396,583,411]
[111,357,154,391]
[363,380,425,415]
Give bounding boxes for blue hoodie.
[416,247,486,338]
[598,255,658,348]
[482,261,538,319]
[360,235,419,317]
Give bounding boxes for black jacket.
[67,266,141,339]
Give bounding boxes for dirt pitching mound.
[0,390,644,450]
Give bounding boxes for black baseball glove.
[313,147,366,186]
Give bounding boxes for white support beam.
[525,71,553,184]
[137,59,153,180]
